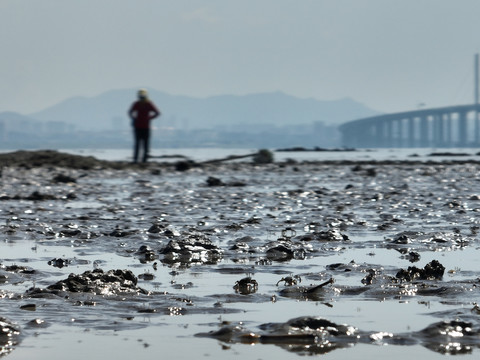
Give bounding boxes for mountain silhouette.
[27,89,380,131]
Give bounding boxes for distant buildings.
[0,113,342,149]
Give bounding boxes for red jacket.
[129,100,160,129]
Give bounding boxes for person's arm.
[149,103,161,120]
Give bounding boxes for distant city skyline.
[2,1,480,115]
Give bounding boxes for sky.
[2,0,480,115]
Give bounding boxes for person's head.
[137,89,148,100]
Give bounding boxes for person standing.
[128,89,160,163]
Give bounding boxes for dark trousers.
[133,128,150,163]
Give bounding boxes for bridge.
[339,104,480,148]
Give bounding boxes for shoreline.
[1,149,480,170]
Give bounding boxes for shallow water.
[1,156,480,359]
[58,146,480,162]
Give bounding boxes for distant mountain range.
[17,89,380,131]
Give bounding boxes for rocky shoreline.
[2,149,480,172]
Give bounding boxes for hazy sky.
[2,0,480,115]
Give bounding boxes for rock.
[36,269,147,295]
[361,269,379,285]
[206,176,225,186]
[326,260,357,272]
[3,264,35,274]
[252,149,274,164]
[147,223,165,233]
[48,258,69,268]
[266,243,294,261]
[403,251,421,263]
[206,176,245,187]
[229,242,250,251]
[160,234,223,265]
[0,150,131,169]
[278,279,335,300]
[299,229,349,242]
[53,174,76,183]
[26,191,57,201]
[175,160,195,171]
[20,304,36,311]
[0,317,20,356]
[266,241,306,261]
[233,277,258,295]
[109,228,138,237]
[417,320,480,355]
[396,260,445,282]
[59,229,82,237]
[136,245,156,262]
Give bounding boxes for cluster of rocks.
[0,150,129,170]
[395,260,445,282]
[160,234,223,265]
[27,269,147,296]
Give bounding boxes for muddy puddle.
[1,151,480,359]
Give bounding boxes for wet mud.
[196,316,480,355]
[1,150,480,357]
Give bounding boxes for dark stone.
[48,258,69,268]
[229,242,250,251]
[396,260,445,282]
[0,317,20,356]
[266,244,294,261]
[361,269,378,285]
[42,269,147,295]
[252,149,274,164]
[175,161,195,171]
[244,216,262,224]
[26,191,57,201]
[4,265,35,274]
[136,245,156,262]
[53,174,76,183]
[59,229,82,237]
[0,150,136,170]
[65,192,77,199]
[326,260,356,272]
[109,228,137,237]
[160,234,223,265]
[299,229,349,242]
[233,277,258,295]
[206,176,225,186]
[147,223,165,233]
[406,251,421,263]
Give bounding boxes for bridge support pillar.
[475,109,480,145]
[376,122,386,147]
[446,113,452,146]
[458,111,467,147]
[407,117,415,147]
[433,113,444,147]
[420,116,429,147]
[385,120,393,146]
[397,119,405,147]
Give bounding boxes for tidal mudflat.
[1,150,480,359]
